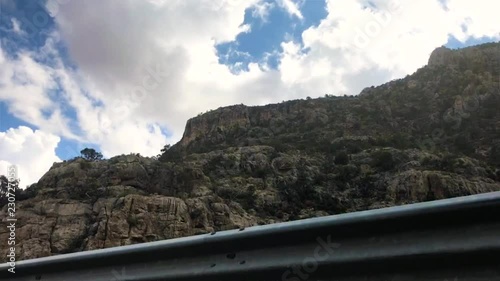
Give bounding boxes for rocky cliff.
[2,42,500,261]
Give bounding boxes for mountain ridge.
[1,42,500,261]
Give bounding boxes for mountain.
[1,42,500,261]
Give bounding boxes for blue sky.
[216,0,327,72]
[0,0,499,185]
[445,35,497,49]
[1,0,58,55]
[0,0,333,160]
[0,0,84,160]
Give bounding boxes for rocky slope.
[2,42,500,261]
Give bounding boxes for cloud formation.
[278,0,304,20]
[0,126,61,187]
[0,0,499,185]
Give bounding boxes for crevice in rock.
[49,217,58,254]
[65,233,88,254]
[127,197,135,238]
[82,210,99,250]
[103,199,117,248]
[425,173,435,201]
[103,205,109,248]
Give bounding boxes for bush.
[0,176,19,207]
[376,133,414,149]
[266,139,289,153]
[22,201,35,208]
[214,185,257,209]
[127,214,139,227]
[358,175,379,198]
[275,165,317,216]
[159,147,183,162]
[66,235,86,253]
[334,151,349,165]
[79,161,92,170]
[334,165,359,182]
[33,205,47,216]
[421,156,439,168]
[68,179,101,202]
[489,143,500,165]
[329,140,366,154]
[80,148,103,161]
[371,151,395,171]
[440,153,457,171]
[454,134,474,155]
[17,185,37,201]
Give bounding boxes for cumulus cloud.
[277,0,304,20]
[279,0,500,92]
[444,0,500,40]
[45,0,263,145]
[1,0,499,185]
[251,1,275,22]
[0,126,61,186]
[10,18,23,35]
[0,38,82,141]
[48,0,497,151]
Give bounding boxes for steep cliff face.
[428,46,455,66]
[171,42,500,160]
[179,104,251,147]
[1,155,260,260]
[2,42,500,261]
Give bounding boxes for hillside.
[1,42,500,261]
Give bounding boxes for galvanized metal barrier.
[2,191,500,281]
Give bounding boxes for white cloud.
[277,0,304,20]
[444,0,500,40]
[10,18,23,35]
[43,0,267,150]
[251,1,275,22]
[0,126,61,186]
[279,0,500,93]
[0,44,79,140]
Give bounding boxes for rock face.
[2,42,500,261]
[180,105,251,147]
[428,46,454,66]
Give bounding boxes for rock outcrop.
[2,42,500,261]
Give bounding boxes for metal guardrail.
[2,191,500,281]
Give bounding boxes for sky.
[0,0,499,187]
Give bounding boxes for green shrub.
[453,134,474,155]
[334,165,359,182]
[334,151,349,165]
[440,153,458,171]
[159,147,183,162]
[117,189,136,198]
[371,151,395,171]
[79,161,92,170]
[80,148,103,161]
[421,156,439,168]
[68,179,101,202]
[266,139,289,153]
[213,185,257,209]
[329,140,366,154]
[489,143,500,165]
[127,214,139,227]
[33,206,47,216]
